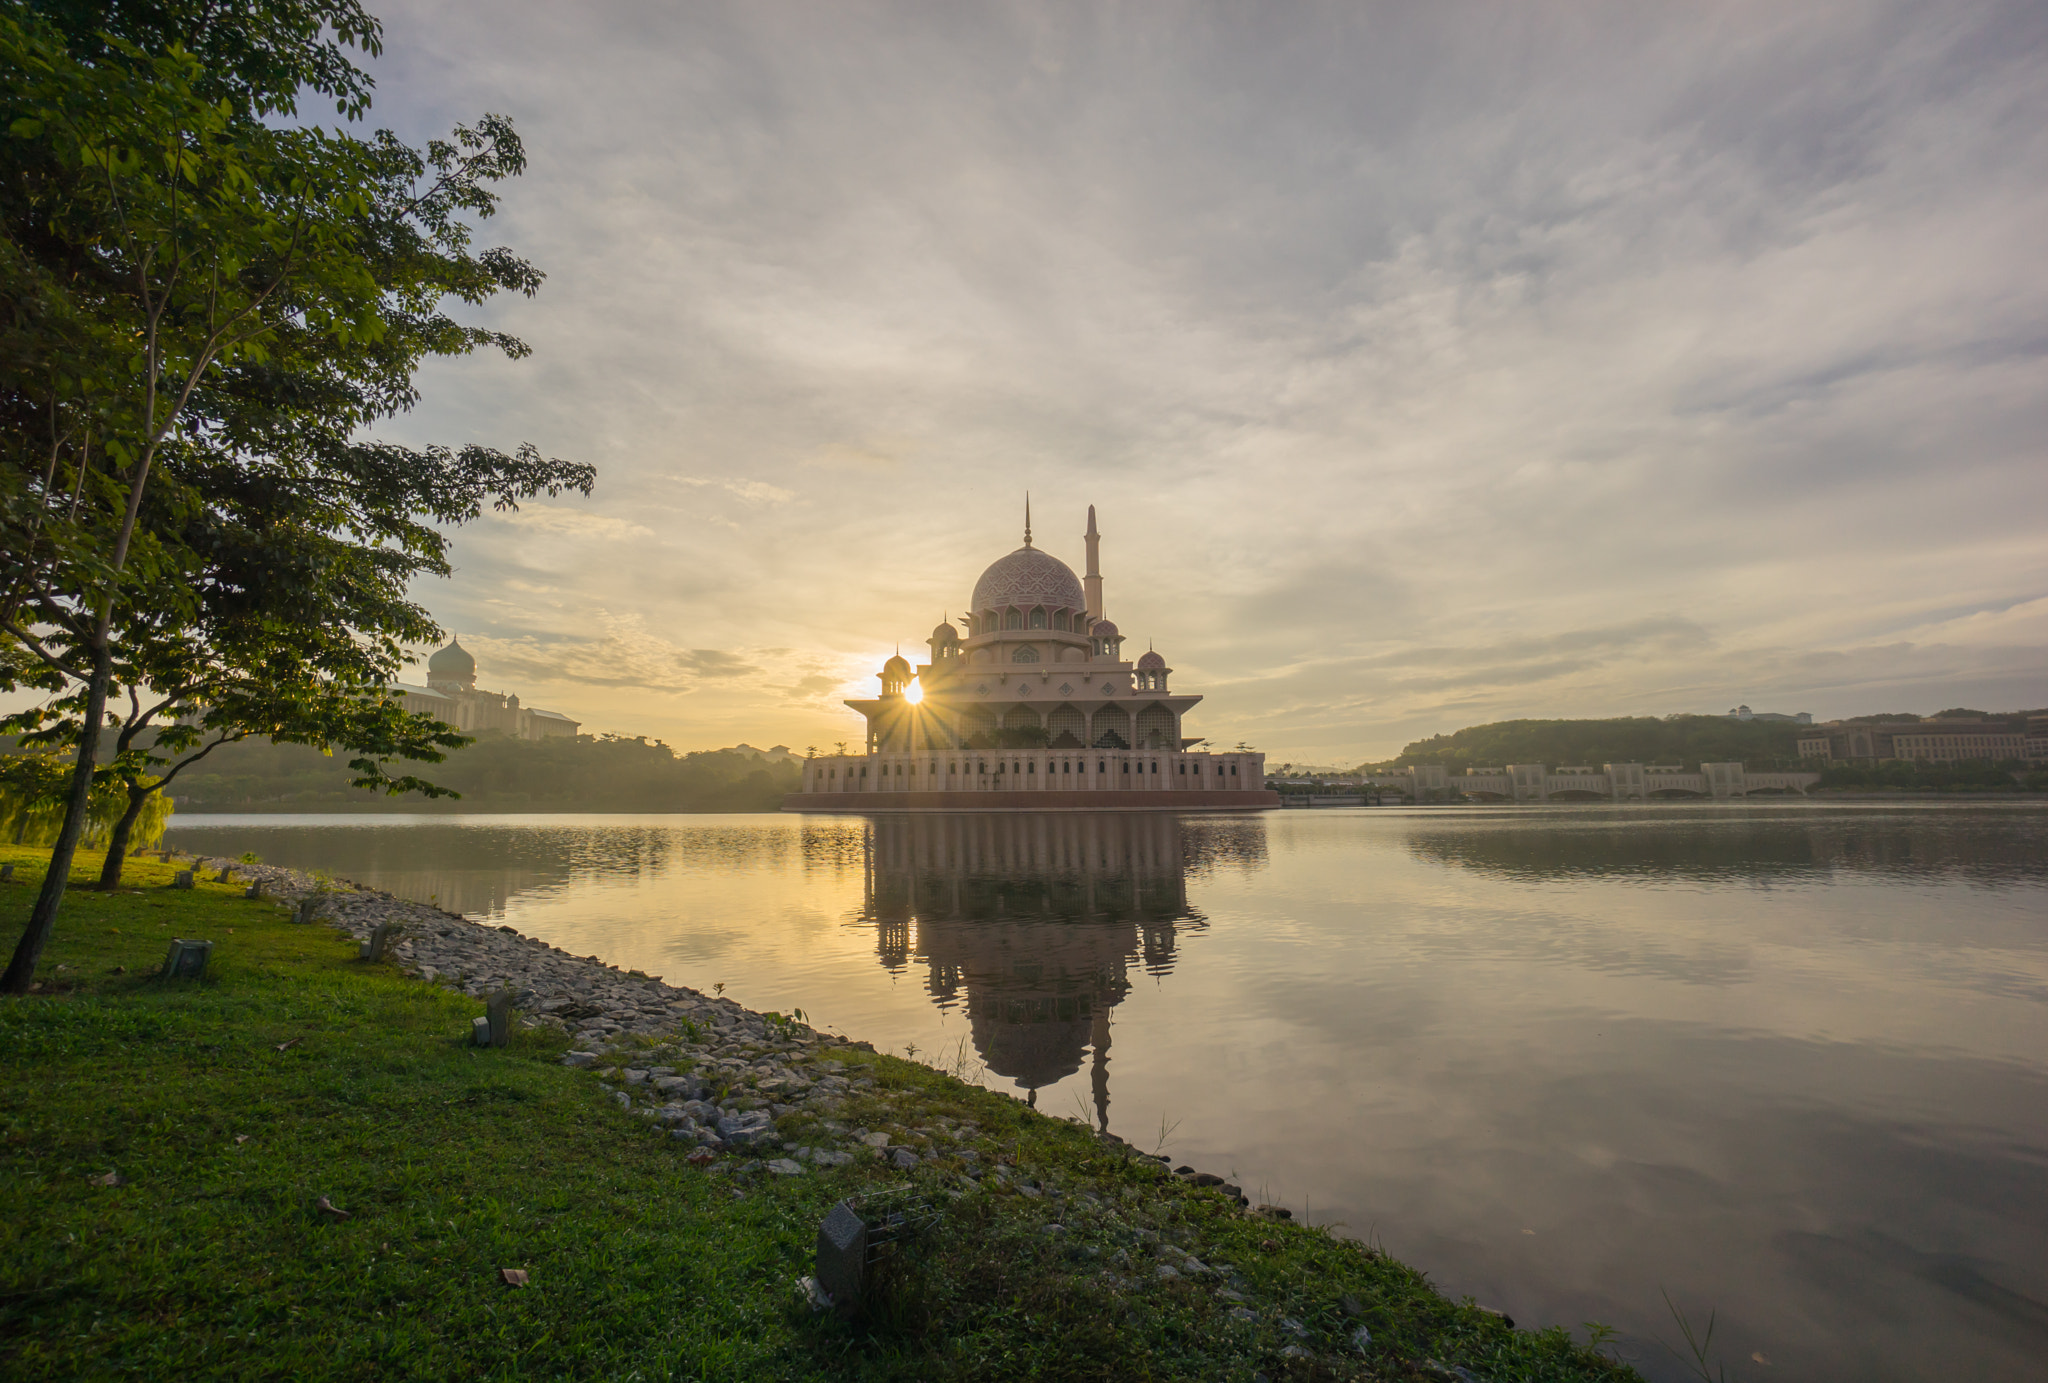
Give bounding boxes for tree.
[0,4,591,990]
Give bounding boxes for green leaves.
[1,3,593,911]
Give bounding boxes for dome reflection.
[857,811,1208,1130]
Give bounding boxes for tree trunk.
[2,639,111,993]
[96,781,153,890]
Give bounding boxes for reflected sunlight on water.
[168,802,2048,1382]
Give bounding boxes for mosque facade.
[386,638,582,740]
[790,506,1275,811]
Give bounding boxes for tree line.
[1372,715,1814,772]
[1,1,592,992]
[165,733,801,813]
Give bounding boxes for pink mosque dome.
[1136,649,1166,670]
[971,545,1086,614]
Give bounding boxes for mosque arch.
[1135,703,1177,750]
[1093,704,1132,749]
[1003,608,1024,630]
[1030,607,1048,629]
[1003,705,1043,732]
[1012,644,1040,663]
[1046,704,1086,748]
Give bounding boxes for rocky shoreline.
[189,856,1259,1198]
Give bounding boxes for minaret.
[1083,504,1104,623]
[1023,494,1033,548]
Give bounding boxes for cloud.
[670,476,798,504]
[357,0,2048,759]
[497,506,652,540]
[440,614,761,696]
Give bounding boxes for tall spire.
[1083,504,1104,623]
[1024,493,1033,547]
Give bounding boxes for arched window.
[1030,607,1047,628]
[1003,608,1024,630]
[1054,610,1070,631]
[1012,645,1040,663]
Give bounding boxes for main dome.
[970,545,1085,614]
[427,637,475,679]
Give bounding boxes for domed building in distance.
[386,636,582,740]
[792,505,1275,811]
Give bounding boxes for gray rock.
[807,1148,855,1168]
[1154,1264,1181,1281]
[562,1051,600,1067]
[890,1147,920,1170]
[1351,1324,1373,1352]
[623,1068,649,1085]
[1228,1306,1257,1323]
[765,1158,804,1176]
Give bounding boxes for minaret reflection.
[860,812,1204,1131]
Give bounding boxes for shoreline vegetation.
[1361,713,2046,793]
[0,842,1642,1381]
[86,733,803,816]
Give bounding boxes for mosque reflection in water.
[855,812,1208,1130]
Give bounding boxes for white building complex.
[1375,762,1821,802]
[791,506,1276,811]
[387,638,581,740]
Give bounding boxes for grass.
[0,843,1643,1381]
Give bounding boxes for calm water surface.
[166,803,2048,1382]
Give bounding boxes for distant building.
[1727,705,1813,724]
[387,638,581,740]
[1796,716,2030,763]
[1369,762,1819,802]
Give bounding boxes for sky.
[351,0,2046,762]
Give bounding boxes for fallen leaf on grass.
[1259,1239,1280,1253]
[274,1038,300,1052]
[685,1148,717,1167]
[235,1135,249,1145]
[93,1171,126,1187]
[107,965,125,975]
[498,1268,529,1287]
[314,1196,350,1221]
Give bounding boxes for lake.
[164,802,2048,1381]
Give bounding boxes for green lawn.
[0,844,1640,1381]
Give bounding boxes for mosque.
[790,505,1275,810]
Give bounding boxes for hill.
[1377,715,1810,771]
[168,733,801,813]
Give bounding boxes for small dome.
[931,622,959,644]
[427,638,475,678]
[1091,619,1120,638]
[883,654,913,677]
[971,545,1085,615]
[1136,650,1165,670]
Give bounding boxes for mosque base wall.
[783,789,1279,813]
